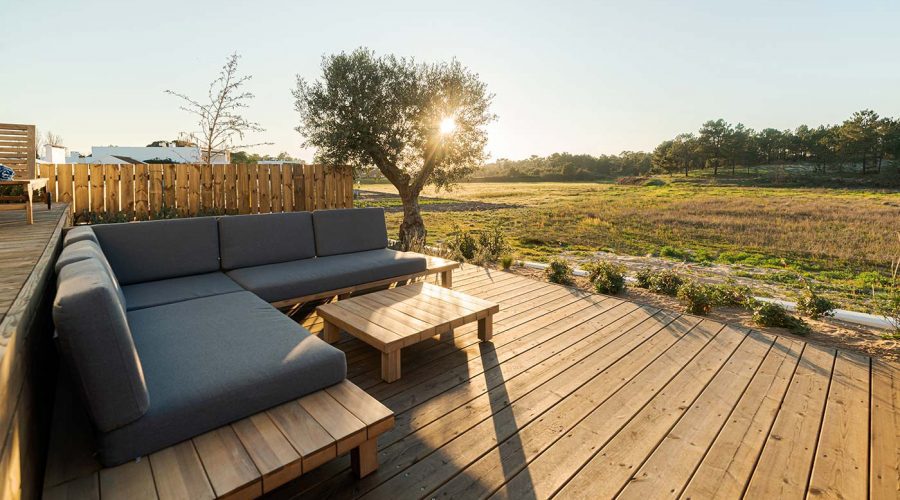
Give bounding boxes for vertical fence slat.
[248,164,259,214]
[225,165,236,213]
[188,164,201,215]
[303,164,314,211]
[270,165,282,212]
[135,164,149,220]
[292,164,304,211]
[213,165,224,211]
[149,164,162,215]
[257,164,270,214]
[200,163,213,212]
[120,164,134,218]
[74,165,89,215]
[281,165,294,211]
[89,164,104,213]
[163,164,176,209]
[238,163,249,214]
[315,164,326,210]
[104,164,120,214]
[324,167,335,209]
[57,163,73,206]
[175,164,188,215]
[39,164,55,202]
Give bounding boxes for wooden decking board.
[869,358,899,498]
[562,328,773,498]
[148,441,216,500]
[744,344,837,498]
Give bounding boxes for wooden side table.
[317,282,500,382]
[0,178,50,224]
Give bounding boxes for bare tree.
[165,53,270,164]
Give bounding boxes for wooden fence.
[0,123,36,178]
[37,163,354,220]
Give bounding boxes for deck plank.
[193,426,262,499]
[148,441,215,500]
[98,459,157,500]
[870,358,900,498]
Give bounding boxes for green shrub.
[445,226,478,261]
[748,299,809,334]
[708,281,752,307]
[796,286,836,320]
[477,222,510,263]
[585,260,626,295]
[545,259,574,285]
[659,246,687,260]
[643,178,666,187]
[647,269,684,296]
[677,281,713,315]
[635,268,654,288]
[499,254,515,270]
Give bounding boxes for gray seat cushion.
[92,217,221,285]
[53,259,149,433]
[218,212,316,270]
[312,208,389,257]
[226,248,428,302]
[55,240,127,309]
[63,226,99,246]
[97,292,346,465]
[122,272,244,311]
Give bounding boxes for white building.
[65,144,229,164]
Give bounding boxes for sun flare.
[439,117,457,134]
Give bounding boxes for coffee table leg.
[381,350,401,382]
[323,321,340,344]
[478,315,493,342]
[440,270,453,288]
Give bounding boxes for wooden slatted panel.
[232,413,301,493]
[248,164,259,214]
[224,165,236,214]
[98,460,155,500]
[193,427,262,499]
[148,164,162,215]
[304,164,315,211]
[148,441,215,500]
[324,166,335,209]
[134,164,149,220]
[200,164,213,212]
[162,164,176,209]
[104,165,120,214]
[213,165,224,211]
[238,163,249,214]
[315,164,326,210]
[119,164,134,219]
[0,123,35,178]
[281,165,294,211]
[292,164,305,211]
[39,164,55,201]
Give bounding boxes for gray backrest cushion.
[312,208,389,257]
[218,212,316,270]
[92,217,221,285]
[54,258,149,432]
[55,241,127,309]
[64,226,99,247]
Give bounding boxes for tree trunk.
[398,190,426,251]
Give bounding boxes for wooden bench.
[0,178,50,224]
[317,282,500,382]
[270,254,459,309]
[43,378,394,499]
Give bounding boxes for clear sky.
[2,0,898,162]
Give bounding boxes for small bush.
[708,281,752,307]
[796,286,836,320]
[477,222,510,263]
[748,299,809,334]
[545,258,574,285]
[643,178,666,187]
[677,281,713,315]
[499,254,515,270]
[445,226,478,261]
[634,268,654,288]
[586,260,626,295]
[647,269,684,296]
[659,246,688,260]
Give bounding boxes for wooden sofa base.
[43,379,394,499]
[269,254,459,309]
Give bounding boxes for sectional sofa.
[52,208,429,467]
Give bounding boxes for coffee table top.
[316,282,499,352]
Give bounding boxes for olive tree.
[293,48,495,249]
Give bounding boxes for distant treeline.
[478,109,900,180]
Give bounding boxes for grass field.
[358,179,900,311]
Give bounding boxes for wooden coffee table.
[317,282,500,382]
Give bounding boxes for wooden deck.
[278,265,899,499]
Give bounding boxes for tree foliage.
[294,48,495,247]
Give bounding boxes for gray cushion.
[122,272,244,311]
[312,208,389,257]
[218,212,316,270]
[53,259,149,433]
[55,241,127,309]
[97,292,346,465]
[64,226,99,247]
[226,248,427,302]
[92,217,221,285]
